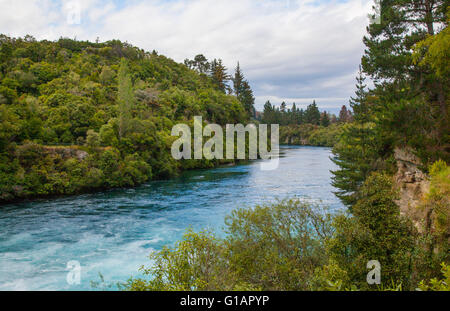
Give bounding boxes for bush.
[123,199,333,291]
[327,173,417,290]
[86,129,100,148]
[418,263,450,291]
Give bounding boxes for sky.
[0,0,376,112]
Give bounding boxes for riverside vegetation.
[0,37,258,202]
[124,1,450,291]
[1,0,448,291]
[0,35,340,202]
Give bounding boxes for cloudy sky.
[0,0,375,111]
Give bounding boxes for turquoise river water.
[0,146,343,290]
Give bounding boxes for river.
[0,146,343,290]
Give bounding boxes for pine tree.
[361,0,448,164]
[349,65,369,122]
[363,0,446,81]
[304,101,320,125]
[232,62,255,118]
[240,80,255,118]
[291,103,297,124]
[362,0,447,113]
[262,100,276,124]
[210,59,230,93]
[298,108,304,124]
[320,111,330,127]
[194,54,210,74]
[232,62,244,96]
[331,122,380,207]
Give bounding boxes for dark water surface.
[0,146,343,290]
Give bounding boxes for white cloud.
[0,0,375,110]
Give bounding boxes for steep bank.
[394,147,430,232]
[394,147,449,251]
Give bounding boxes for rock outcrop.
[42,146,89,161]
[393,147,430,232]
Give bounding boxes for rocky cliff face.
[394,147,430,233]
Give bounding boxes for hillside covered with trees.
[0,36,255,202]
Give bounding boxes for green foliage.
[0,35,251,202]
[210,59,230,93]
[262,100,335,127]
[413,20,450,80]
[125,229,226,291]
[280,123,344,147]
[331,0,449,215]
[232,63,255,117]
[303,101,321,125]
[331,122,389,207]
[360,0,449,164]
[349,65,369,122]
[117,58,134,139]
[418,263,450,291]
[123,199,333,291]
[224,199,333,290]
[125,195,446,291]
[327,173,418,290]
[86,129,100,148]
[419,161,450,260]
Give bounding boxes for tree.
[232,62,244,97]
[99,66,115,85]
[0,35,254,202]
[360,0,449,164]
[232,63,255,118]
[331,122,380,207]
[184,54,210,74]
[210,59,230,93]
[0,105,19,151]
[240,80,255,118]
[362,0,447,85]
[320,111,330,127]
[304,101,320,125]
[328,172,417,290]
[262,100,276,124]
[86,129,100,147]
[338,105,351,123]
[349,65,369,122]
[117,58,134,139]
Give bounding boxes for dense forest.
[0,35,343,202]
[267,101,352,147]
[124,0,449,291]
[0,36,259,202]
